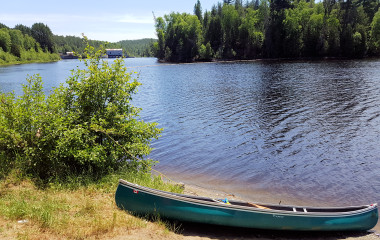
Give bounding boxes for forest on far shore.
[0,23,60,64]
[0,22,155,64]
[3,0,380,64]
[152,0,380,62]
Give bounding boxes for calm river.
[1,58,380,207]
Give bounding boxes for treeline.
[54,35,121,56]
[3,23,122,57]
[152,0,380,62]
[0,23,60,64]
[55,36,156,57]
[118,38,156,57]
[1,22,155,64]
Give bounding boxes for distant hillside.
[118,38,157,57]
[0,20,156,64]
[55,35,156,58]
[54,35,121,56]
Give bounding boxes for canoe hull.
[115,180,378,231]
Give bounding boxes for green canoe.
[115,179,378,231]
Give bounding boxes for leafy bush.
[0,40,162,182]
[0,49,18,64]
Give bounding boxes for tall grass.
[0,182,65,229]
[0,170,183,239]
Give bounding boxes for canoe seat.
[247,203,270,209]
[293,207,308,212]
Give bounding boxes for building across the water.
[106,49,123,58]
[60,52,79,59]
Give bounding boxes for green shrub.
[0,49,18,63]
[0,39,162,183]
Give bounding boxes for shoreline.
[0,58,60,66]
[156,56,380,65]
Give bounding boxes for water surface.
[1,58,380,207]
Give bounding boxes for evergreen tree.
[264,0,291,58]
[0,23,8,29]
[194,0,203,22]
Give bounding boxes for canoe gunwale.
[117,179,377,218]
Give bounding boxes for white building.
[106,49,123,58]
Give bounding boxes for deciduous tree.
[370,9,380,54]
[0,29,11,52]
[9,29,24,57]
[31,23,55,53]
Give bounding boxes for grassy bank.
[0,49,60,66]
[0,171,183,239]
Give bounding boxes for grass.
[0,171,184,239]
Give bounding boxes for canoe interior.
[136,182,371,214]
[188,196,368,213]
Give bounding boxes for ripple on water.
[2,58,380,206]
[141,59,380,206]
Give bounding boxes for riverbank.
[0,58,60,66]
[0,175,378,239]
[0,51,60,66]
[0,59,60,67]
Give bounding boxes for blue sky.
[1,0,218,42]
